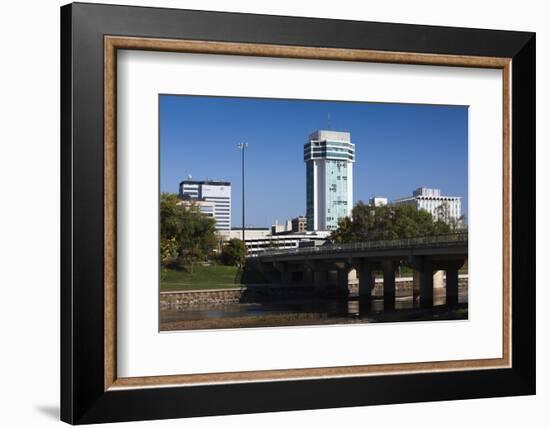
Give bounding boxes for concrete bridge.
[250,233,468,309]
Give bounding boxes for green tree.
[220,238,247,267]
[331,201,452,243]
[160,193,218,270]
[160,236,178,266]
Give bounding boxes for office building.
[177,196,216,218]
[393,187,462,223]
[304,130,355,231]
[179,179,231,231]
[369,197,388,207]
[270,216,307,235]
[271,219,292,235]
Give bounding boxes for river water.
[160,288,468,327]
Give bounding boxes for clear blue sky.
[160,95,468,228]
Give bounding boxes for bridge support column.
[446,267,459,306]
[419,262,434,308]
[427,260,465,306]
[358,266,374,301]
[382,260,397,310]
[281,271,292,285]
[413,271,420,302]
[302,267,313,284]
[273,262,292,286]
[257,261,278,283]
[305,261,328,292]
[440,260,464,306]
[337,269,347,288]
[336,264,351,296]
[313,269,327,291]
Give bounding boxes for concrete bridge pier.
[273,262,292,286]
[446,267,459,306]
[439,260,465,306]
[305,261,327,292]
[337,269,348,293]
[257,261,279,284]
[413,271,420,302]
[302,266,313,284]
[410,257,437,308]
[381,260,398,310]
[418,261,434,308]
[314,269,327,291]
[304,260,327,291]
[353,260,375,302]
[334,262,352,296]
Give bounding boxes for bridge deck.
[253,233,468,262]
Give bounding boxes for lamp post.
[237,143,248,242]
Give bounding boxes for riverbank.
[160,276,469,309]
[160,265,239,291]
[160,301,468,331]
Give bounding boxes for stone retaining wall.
[161,288,244,310]
[348,277,468,294]
[161,276,468,309]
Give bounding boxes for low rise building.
[245,231,331,255]
[225,227,271,241]
[271,220,292,235]
[393,187,462,224]
[223,226,331,256]
[368,197,388,207]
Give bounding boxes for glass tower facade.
[304,130,355,231]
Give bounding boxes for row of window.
[306,141,354,148]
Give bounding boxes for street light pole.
[237,143,248,242]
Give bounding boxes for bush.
[220,238,247,266]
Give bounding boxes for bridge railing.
[252,232,468,259]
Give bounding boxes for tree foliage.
[160,193,218,269]
[220,238,247,267]
[331,202,453,243]
[436,202,466,232]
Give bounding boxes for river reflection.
[160,289,468,325]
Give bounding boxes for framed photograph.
[61,2,535,424]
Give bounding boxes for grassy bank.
[160,265,240,291]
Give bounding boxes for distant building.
[393,187,462,223]
[176,196,216,219]
[292,216,307,233]
[304,130,355,231]
[271,220,293,235]
[270,217,307,235]
[369,197,388,207]
[227,227,271,241]
[179,179,231,231]
[221,226,329,255]
[244,231,331,255]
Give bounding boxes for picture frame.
[60,2,535,424]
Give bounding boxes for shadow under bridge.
[250,233,468,309]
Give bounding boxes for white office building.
[244,231,331,255]
[369,197,388,207]
[393,187,462,223]
[304,130,355,231]
[176,197,216,219]
[179,179,231,231]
